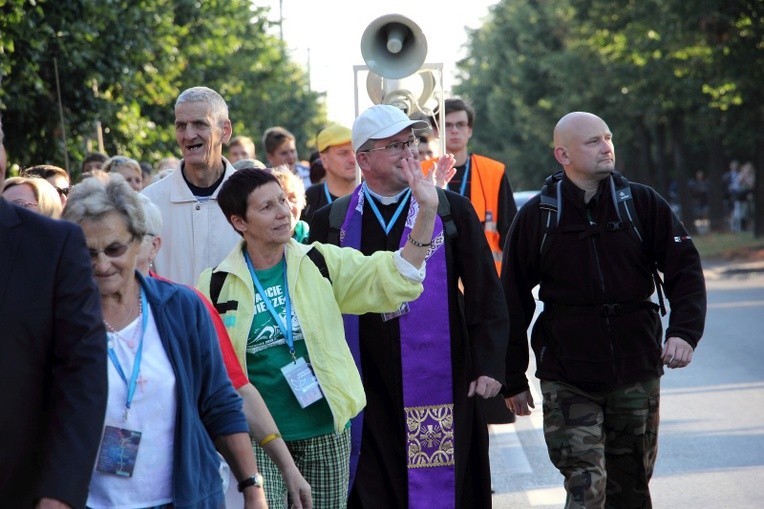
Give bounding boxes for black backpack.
[208,248,330,315]
[538,170,666,315]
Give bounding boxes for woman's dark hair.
[218,168,280,229]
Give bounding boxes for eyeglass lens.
[387,138,418,155]
[89,242,131,259]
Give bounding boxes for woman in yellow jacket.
[198,165,438,509]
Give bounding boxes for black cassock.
[310,189,509,508]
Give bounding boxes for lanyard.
[323,182,334,204]
[107,286,148,421]
[362,182,411,235]
[244,250,294,356]
[458,156,471,197]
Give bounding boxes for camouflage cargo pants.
[541,378,660,509]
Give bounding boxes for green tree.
[454,0,762,233]
[0,0,325,177]
[1,0,184,175]
[454,0,574,191]
[170,0,325,160]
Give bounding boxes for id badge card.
[381,302,410,322]
[281,357,324,408]
[96,425,142,477]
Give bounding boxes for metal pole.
[92,80,104,153]
[307,47,311,91]
[353,65,364,186]
[52,56,70,174]
[279,0,284,41]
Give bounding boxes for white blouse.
[87,305,177,509]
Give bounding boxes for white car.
[513,190,539,210]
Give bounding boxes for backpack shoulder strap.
[209,270,238,314]
[539,171,564,256]
[609,172,667,316]
[306,246,332,284]
[435,187,458,240]
[609,172,644,242]
[327,194,353,246]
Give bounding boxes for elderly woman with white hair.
[62,174,267,509]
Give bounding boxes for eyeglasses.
[55,186,70,197]
[12,199,39,209]
[445,121,470,131]
[362,137,419,157]
[88,239,135,259]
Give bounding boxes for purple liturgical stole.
[341,185,456,508]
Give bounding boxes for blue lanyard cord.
[458,156,471,197]
[244,251,294,355]
[323,182,334,204]
[106,286,149,414]
[362,183,411,235]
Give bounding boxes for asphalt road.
[490,262,764,508]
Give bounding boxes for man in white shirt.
[142,86,241,286]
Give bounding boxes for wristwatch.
[237,472,264,492]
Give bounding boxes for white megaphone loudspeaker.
[361,14,427,80]
[366,69,437,116]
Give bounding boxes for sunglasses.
[88,239,135,259]
[12,199,39,209]
[55,186,71,197]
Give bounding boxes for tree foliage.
[454,0,763,232]
[0,0,324,176]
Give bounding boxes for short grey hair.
[356,139,375,153]
[137,194,162,236]
[176,86,229,127]
[63,172,147,239]
[270,164,306,209]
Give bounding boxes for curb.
[703,260,764,280]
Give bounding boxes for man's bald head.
[553,112,608,148]
[552,111,615,190]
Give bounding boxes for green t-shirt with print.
[246,259,334,441]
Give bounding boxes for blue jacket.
[139,273,248,509]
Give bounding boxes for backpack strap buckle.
[607,220,630,231]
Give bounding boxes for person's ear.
[222,119,233,144]
[149,237,162,262]
[356,151,372,172]
[230,214,248,234]
[553,146,570,166]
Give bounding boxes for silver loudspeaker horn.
[366,70,437,117]
[360,14,427,80]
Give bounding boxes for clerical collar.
[364,185,410,205]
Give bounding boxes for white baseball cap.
[352,105,429,152]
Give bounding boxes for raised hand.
[401,156,438,212]
[432,153,456,188]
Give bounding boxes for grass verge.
[692,231,764,261]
